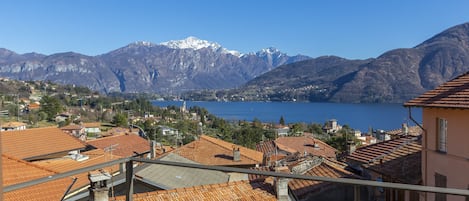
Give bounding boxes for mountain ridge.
[2,22,469,103]
[0,37,310,94]
[215,22,469,103]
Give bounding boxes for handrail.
[3,156,469,198]
[3,158,130,192]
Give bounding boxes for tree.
[112,113,128,127]
[39,95,64,121]
[279,116,285,125]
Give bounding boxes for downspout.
[407,106,426,201]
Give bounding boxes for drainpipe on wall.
[407,106,426,200]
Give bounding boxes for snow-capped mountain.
[160,36,241,57]
[0,37,310,94]
[240,47,310,67]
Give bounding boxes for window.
[437,118,447,152]
[435,173,447,201]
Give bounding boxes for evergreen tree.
[279,115,285,125]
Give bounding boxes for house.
[82,122,102,138]
[346,136,422,201]
[174,134,264,167]
[275,126,290,137]
[32,149,123,200]
[404,72,469,201]
[158,125,178,136]
[1,121,27,131]
[372,129,391,142]
[26,102,40,111]
[111,180,278,201]
[288,158,362,201]
[60,124,86,141]
[2,154,74,201]
[385,124,423,139]
[249,157,362,201]
[86,133,150,158]
[55,112,73,122]
[1,127,86,161]
[323,119,342,134]
[131,153,230,190]
[356,135,377,146]
[256,136,337,166]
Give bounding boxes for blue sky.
[1,0,469,59]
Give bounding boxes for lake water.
[152,101,422,132]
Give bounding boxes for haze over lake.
[152,101,422,132]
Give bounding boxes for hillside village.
[1,72,469,201]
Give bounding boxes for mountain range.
[0,37,309,94]
[1,22,469,103]
[214,22,469,103]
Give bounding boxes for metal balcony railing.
[4,157,469,201]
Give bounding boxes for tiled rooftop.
[87,133,150,157]
[346,136,422,184]
[404,72,469,108]
[1,127,86,160]
[289,160,358,199]
[32,149,123,191]
[60,124,84,130]
[386,125,422,137]
[256,140,276,154]
[249,158,357,200]
[2,154,74,201]
[274,136,337,159]
[110,180,277,201]
[2,121,27,128]
[82,122,101,128]
[175,135,264,166]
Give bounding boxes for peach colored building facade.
[405,72,469,201]
[418,108,469,201]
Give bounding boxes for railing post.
[125,160,134,201]
[354,185,360,201]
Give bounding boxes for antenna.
[104,144,119,160]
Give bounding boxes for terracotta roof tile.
[274,136,337,159]
[256,140,276,154]
[87,134,150,157]
[2,121,27,128]
[32,149,122,192]
[346,136,422,184]
[1,127,86,160]
[110,180,277,201]
[289,160,358,199]
[405,72,469,108]
[60,124,84,130]
[386,126,422,137]
[175,135,263,166]
[82,122,101,128]
[2,154,74,201]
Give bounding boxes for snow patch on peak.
[160,36,241,57]
[260,47,281,54]
[161,36,221,50]
[133,41,155,47]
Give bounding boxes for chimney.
[88,170,112,201]
[233,146,240,162]
[150,140,157,159]
[402,123,409,135]
[347,140,356,154]
[275,166,290,201]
